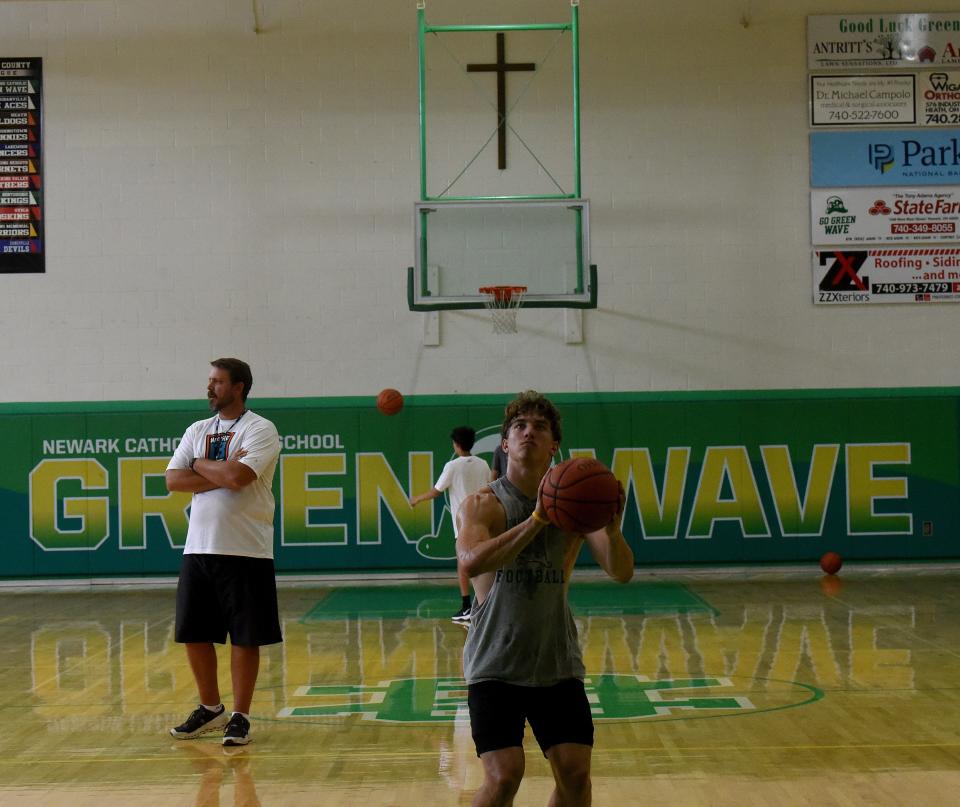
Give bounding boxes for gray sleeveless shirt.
[462,477,585,686]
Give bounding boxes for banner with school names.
[0,58,42,273]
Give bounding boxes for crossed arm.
[165,449,256,494]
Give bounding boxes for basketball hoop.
[479,285,527,334]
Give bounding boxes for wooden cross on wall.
[467,33,535,170]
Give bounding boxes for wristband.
[189,457,197,471]
[531,510,550,526]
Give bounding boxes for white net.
[479,286,527,334]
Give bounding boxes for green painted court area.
[300,581,715,622]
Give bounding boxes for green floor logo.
[277,675,758,723]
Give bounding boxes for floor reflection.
[0,572,958,805]
[174,742,261,807]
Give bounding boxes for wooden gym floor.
[0,568,959,805]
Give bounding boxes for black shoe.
[170,705,228,739]
[451,605,472,623]
[222,713,252,746]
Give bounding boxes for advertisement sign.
[811,75,915,126]
[811,129,960,186]
[808,14,960,70]
[811,187,960,244]
[0,57,42,273]
[918,70,960,125]
[0,392,958,578]
[814,247,960,303]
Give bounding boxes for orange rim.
[478,285,528,304]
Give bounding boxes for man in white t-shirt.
[165,358,281,747]
[409,426,490,621]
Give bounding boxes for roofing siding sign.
[813,247,960,304]
[808,14,960,70]
[811,187,960,244]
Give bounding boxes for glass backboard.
[407,198,597,311]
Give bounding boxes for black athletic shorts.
[467,678,594,756]
[174,553,283,647]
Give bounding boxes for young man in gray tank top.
[456,391,634,806]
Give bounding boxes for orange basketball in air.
[376,388,404,416]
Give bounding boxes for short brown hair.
[501,390,562,442]
[210,358,253,400]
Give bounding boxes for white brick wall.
[0,0,957,402]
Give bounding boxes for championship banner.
[811,187,960,244]
[0,57,42,273]
[811,129,960,186]
[808,14,960,70]
[814,247,960,303]
[810,74,915,126]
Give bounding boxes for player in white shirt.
[410,426,491,621]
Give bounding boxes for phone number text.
[872,282,956,294]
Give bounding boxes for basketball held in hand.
[540,458,621,534]
[376,388,404,416]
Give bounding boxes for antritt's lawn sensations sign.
[811,188,960,244]
[808,14,960,70]
[814,247,960,303]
